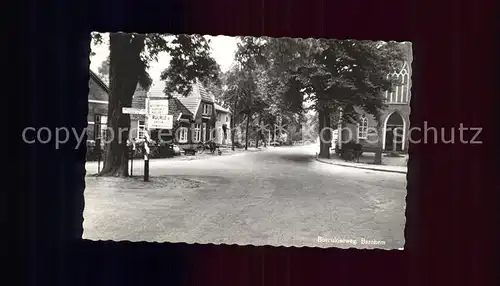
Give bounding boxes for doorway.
[384,112,404,152]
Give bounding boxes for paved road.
[84,144,406,249]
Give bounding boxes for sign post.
[147,100,173,130]
[146,99,173,181]
[143,132,150,182]
[122,107,147,115]
[144,98,150,182]
[122,100,173,182]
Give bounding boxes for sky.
[89,33,239,92]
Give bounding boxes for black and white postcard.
[82,33,412,250]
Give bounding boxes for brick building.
[338,42,413,153]
[173,80,217,147]
[87,70,109,141]
[129,80,218,149]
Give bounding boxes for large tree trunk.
[374,123,383,164]
[98,33,145,177]
[318,107,332,159]
[245,112,251,150]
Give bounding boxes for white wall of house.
[215,112,231,145]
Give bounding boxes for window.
[93,115,108,140]
[193,124,201,142]
[385,62,410,104]
[178,127,188,143]
[100,126,107,141]
[357,116,368,139]
[203,104,212,115]
[225,115,229,122]
[137,120,146,139]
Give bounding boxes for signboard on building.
[147,99,173,129]
[122,107,147,115]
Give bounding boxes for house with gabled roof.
[128,85,194,143]
[127,79,220,152]
[87,70,109,141]
[171,79,217,146]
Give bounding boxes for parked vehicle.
[270,141,281,147]
[153,141,181,158]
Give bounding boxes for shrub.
[85,140,104,161]
[334,143,342,155]
[128,139,160,158]
[338,140,363,162]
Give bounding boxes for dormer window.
[202,104,212,115]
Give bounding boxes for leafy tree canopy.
[91,33,221,94]
[230,37,407,125]
[160,35,222,97]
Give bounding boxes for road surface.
[84,144,407,249]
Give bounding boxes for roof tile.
[214,103,230,113]
[175,96,200,115]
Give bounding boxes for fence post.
[144,154,149,181]
[96,138,101,173]
[130,141,135,177]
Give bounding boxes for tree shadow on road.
[278,154,315,164]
